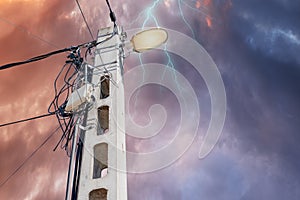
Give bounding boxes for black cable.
[0,126,60,188]
[95,33,115,46]
[54,115,74,152]
[48,52,84,156]
[48,62,75,114]
[46,41,106,156]
[0,113,56,128]
[0,41,94,71]
[0,47,71,71]
[65,127,77,200]
[71,140,83,200]
[75,0,94,40]
[85,33,115,61]
[105,0,117,25]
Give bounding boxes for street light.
[130,28,168,53]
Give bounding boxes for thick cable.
[0,41,94,71]
[0,48,71,70]
[0,113,56,128]
[105,0,117,25]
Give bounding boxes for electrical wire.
[0,15,59,49]
[0,5,120,191]
[0,36,113,72]
[51,35,114,154]
[0,0,117,71]
[75,0,94,40]
[0,126,60,189]
[48,49,85,156]
[0,113,56,128]
[0,47,72,71]
[84,32,116,61]
[105,0,117,26]
[1,20,115,155]
[0,41,94,71]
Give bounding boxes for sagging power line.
[0,113,55,128]
[0,41,96,71]
[75,0,94,40]
[0,126,60,189]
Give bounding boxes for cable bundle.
[48,49,83,156]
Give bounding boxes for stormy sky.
[0,0,300,199]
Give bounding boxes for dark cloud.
[219,0,300,176]
[229,0,300,64]
[126,0,300,199]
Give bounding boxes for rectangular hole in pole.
[89,188,107,200]
[93,143,108,179]
[100,75,110,99]
[97,106,109,135]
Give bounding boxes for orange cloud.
[206,16,212,28]
[195,1,201,9]
[203,0,212,6]
[0,1,80,199]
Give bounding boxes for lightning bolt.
[178,0,196,38]
[130,0,207,116]
[139,0,179,88]
[131,0,162,117]
[142,0,161,28]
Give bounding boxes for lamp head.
[130,28,168,53]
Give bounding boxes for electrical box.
[65,84,93,112]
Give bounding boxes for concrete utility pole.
[67,26,127,200]
[64,23,167,200]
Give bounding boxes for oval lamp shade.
[131,28,168,53]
